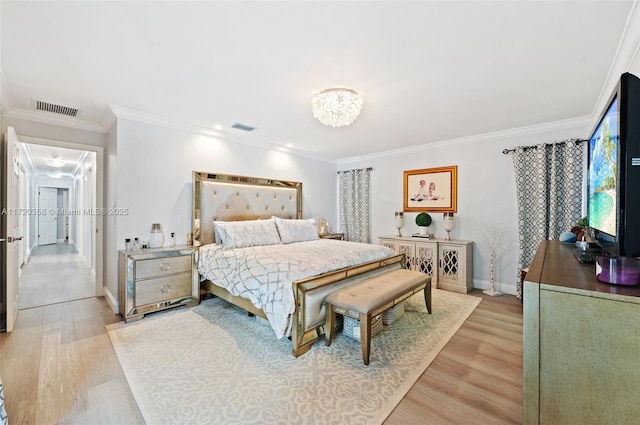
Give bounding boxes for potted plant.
[415,212,432,236]
[571,216,588,241]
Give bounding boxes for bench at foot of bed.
[324,269,431,365]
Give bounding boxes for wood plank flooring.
[19,244,95,310]
[385,291,523,425]
[0,290,522,425]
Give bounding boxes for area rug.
[107,289,480,425]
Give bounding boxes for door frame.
[20,135,105,297]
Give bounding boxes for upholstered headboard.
[192,171,302,246]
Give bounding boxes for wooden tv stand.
[523,240,640,424]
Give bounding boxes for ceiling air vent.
[231,122,255,132]
[35,100,79,117]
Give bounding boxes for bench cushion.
[325,269,428,314]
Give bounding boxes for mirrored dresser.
[118,246,200,322]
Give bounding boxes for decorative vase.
[149,223,164,248]
[394,212,404,237]
[418,226,428,236]
[443,212,455,240]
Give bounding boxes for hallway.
[19,243,95,310]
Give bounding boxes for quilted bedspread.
[198,239,395,339]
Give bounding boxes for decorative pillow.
[214,219,281,249]
[272,216,319,244]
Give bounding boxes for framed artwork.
[403,166,457,213]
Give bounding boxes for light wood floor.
[386,291,523,425]
[0,290,522,425]
[19,243,95,310]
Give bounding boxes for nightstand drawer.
[135,255,192,280]
[135,273,192,306]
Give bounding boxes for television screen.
[588,96,619,238]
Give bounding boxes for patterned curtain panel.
[511,140,584,298]
[338,167,372,243]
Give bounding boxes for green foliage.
[415,212,432,227]
[577,217,587,228]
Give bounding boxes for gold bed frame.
[193,171,403,357]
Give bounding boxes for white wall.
[339,119,592,295]
[104,121,118,308]
[104,118,338,311]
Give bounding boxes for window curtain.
[338,167,372,243]
[511,140,584,298]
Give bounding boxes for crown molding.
[108,105,338,164]
[0,69,13,116]
[4,107,106,133]
[109,105,229,139]
[337,115,594,165]
[591,0,640,117]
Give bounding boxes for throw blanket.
[198,239,394,338]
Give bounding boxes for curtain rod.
[337,167,373,174]
[502,138,587,155]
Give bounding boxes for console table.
[524,240,640,424]
[378,236,473,293]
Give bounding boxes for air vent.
[35,100,79,117]
[231,122,255,132]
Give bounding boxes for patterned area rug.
[107,289,480,425]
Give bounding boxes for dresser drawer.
[135,273,192,306]
[135,255,192,280]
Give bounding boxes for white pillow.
[214,219,281,249]
[272,216,319,244]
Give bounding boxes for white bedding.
[197,239,395,339]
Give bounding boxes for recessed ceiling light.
[214,125,223,131]
[286,143,293,148]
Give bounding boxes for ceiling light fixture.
[311,88,363,128]
[46,154,65,168]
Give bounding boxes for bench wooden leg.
[359,313,372,365]
[325,303,335,346]
[424,281,432,314]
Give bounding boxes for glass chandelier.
[311,88,363,128]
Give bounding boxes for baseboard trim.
[104,288,119,314]
[472,279,517,296]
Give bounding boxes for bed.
[193,171,403,357]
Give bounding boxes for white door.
[3,127,23,332]
[38,187,58,245]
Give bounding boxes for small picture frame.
[403,166,457,213]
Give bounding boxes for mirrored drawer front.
[135,274,192,306]
[135,255,192,280]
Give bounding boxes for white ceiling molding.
[337,114,594,166]
[109,105,228,139]
[108,105,338,165]
[0,70,13,116]
[4,105,106,133]
[591,0,640,118]
[1,68,107,133]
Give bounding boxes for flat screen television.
[587,72,640,257]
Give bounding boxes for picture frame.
[403,166,457,213]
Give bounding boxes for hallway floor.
[19,243,95,310]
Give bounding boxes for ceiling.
[24,143,89,177]
[1,1,636,161]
